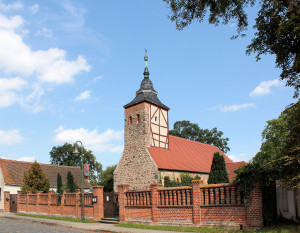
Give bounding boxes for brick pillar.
[36,191,42,214]
[4,191,10,212]
[92,186,104,220]
[61,190,66,216]
[151,183,161,223]
[192,180,202,224]
[26,192,30,213]
[75,189,81,218]
[225,187,230,204]
[118,184,129,222]
[17,191,21,213]
[246,183,263,229]
[204,188,209,205]
[48,190,55,215]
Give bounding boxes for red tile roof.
[147,135,233,173]
[0,158,91,188]
[226,161,247,182]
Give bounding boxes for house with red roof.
[0,158,91,212]
[114,55,245,191]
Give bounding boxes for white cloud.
[0,13,90,83]
[17,156,35,162]
[228,154,245,162]
[0,129,24,145]
[75,90,91,101]
[221,103,256,112]
[0,77,27,107]
[0,1,23,11]
[250,79,280,97]
[29,4,39,14]
[35,27,52,38]
[0,14,23,30]
[54,126,123,153]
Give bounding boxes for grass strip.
[116,222,300,233]
[15,213,96,223]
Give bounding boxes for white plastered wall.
[0,168,5,211]
[276,180,298,221]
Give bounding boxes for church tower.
[123,52,170,149]
[114,52,169,191]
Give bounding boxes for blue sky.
[0,0,295,169]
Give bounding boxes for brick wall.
[114,103,160,192]
[118,181,263,229]
[4,191,10,212]
[17,186,104,220]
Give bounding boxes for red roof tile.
[226,161,247,182]
[0,158,91,188]
[147,135,233,173]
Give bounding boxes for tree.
[163,0,300,97]
[21,161,50,194]
[67,171,78,193]
[57,173,62,205]
[208,152,229,184]
[273,100,300,188]
[50,143,102,185]
[170,120,230,153]
[234,101,299,224]
[99,165,117,192]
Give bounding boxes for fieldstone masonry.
[114,103,160,191]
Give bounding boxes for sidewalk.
[0,212,181,233]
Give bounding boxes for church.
[113,54,243,191]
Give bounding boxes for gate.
[10,194,17,213]
[103,192,119,217]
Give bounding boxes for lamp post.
[73,140,85,220]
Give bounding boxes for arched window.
[137,114,140,124]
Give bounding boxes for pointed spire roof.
[124,51,169,110]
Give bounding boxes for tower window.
[155,116,157,121]
[137,114,140,124]
[129,116,132,125]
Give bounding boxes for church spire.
[143,49,149,78]
[123,51,169,110]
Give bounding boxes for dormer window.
[137,114,140,124]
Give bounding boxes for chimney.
[83,164,90,182]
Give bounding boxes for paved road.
[0,218,95,233]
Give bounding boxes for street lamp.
[73,140,85,221]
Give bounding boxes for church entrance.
[103,191,118,218]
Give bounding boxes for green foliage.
[49,143,102,185]
[180,173,193,186]
[163,0,300,97]
[99,165,117,192]
[21,161,50,194]
[67,171,78,193]
[208,152,229,184]
[56,173,62,205]
[273,100,300,188]
[164,176,172,187]
[60,184,70,193]
[169,120,230,153]
[164,173,199,187]
[57,173,62,193]
[234,101,299,224]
